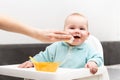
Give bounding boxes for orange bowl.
[33,62,59,72]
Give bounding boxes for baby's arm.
[18,61,34,68]
[85,61,98,74]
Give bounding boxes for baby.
[19,13,103,74]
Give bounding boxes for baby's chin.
[67,42,82,46]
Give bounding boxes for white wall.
[0,0,119,44]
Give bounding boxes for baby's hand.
[18,61,34,68]
[85,61,98,74]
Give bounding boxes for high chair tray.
[0,64,105,80]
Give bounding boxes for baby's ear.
[87,32,90,36]
[86,32,90,38]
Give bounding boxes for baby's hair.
[64,13,88,27]
[69,13,86,17]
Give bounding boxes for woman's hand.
[34,29,72,43]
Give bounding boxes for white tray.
[0,64,104,80]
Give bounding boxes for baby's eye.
[69,27,75,29]
[80,28,85,30]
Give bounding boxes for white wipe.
[64,36,74,43]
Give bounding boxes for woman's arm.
[0,15,71,42]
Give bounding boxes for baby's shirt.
[33,41,103,68]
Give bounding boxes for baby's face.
[64,15,89,46]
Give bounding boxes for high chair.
[24,35,109,80]
[0,35,109,80]
[77,35,109,80]
[85,35,103,58]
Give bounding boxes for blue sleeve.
[87,46,104,66]
[33,43,57,62]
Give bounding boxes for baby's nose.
[74,29,80,34]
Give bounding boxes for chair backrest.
[82,35,109,80]
[85,35,103,58]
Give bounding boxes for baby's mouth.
[73,36,81,39]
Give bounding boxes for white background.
[0,0,120,44]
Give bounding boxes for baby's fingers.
[90,67,98,74]
[18,61,33,68]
